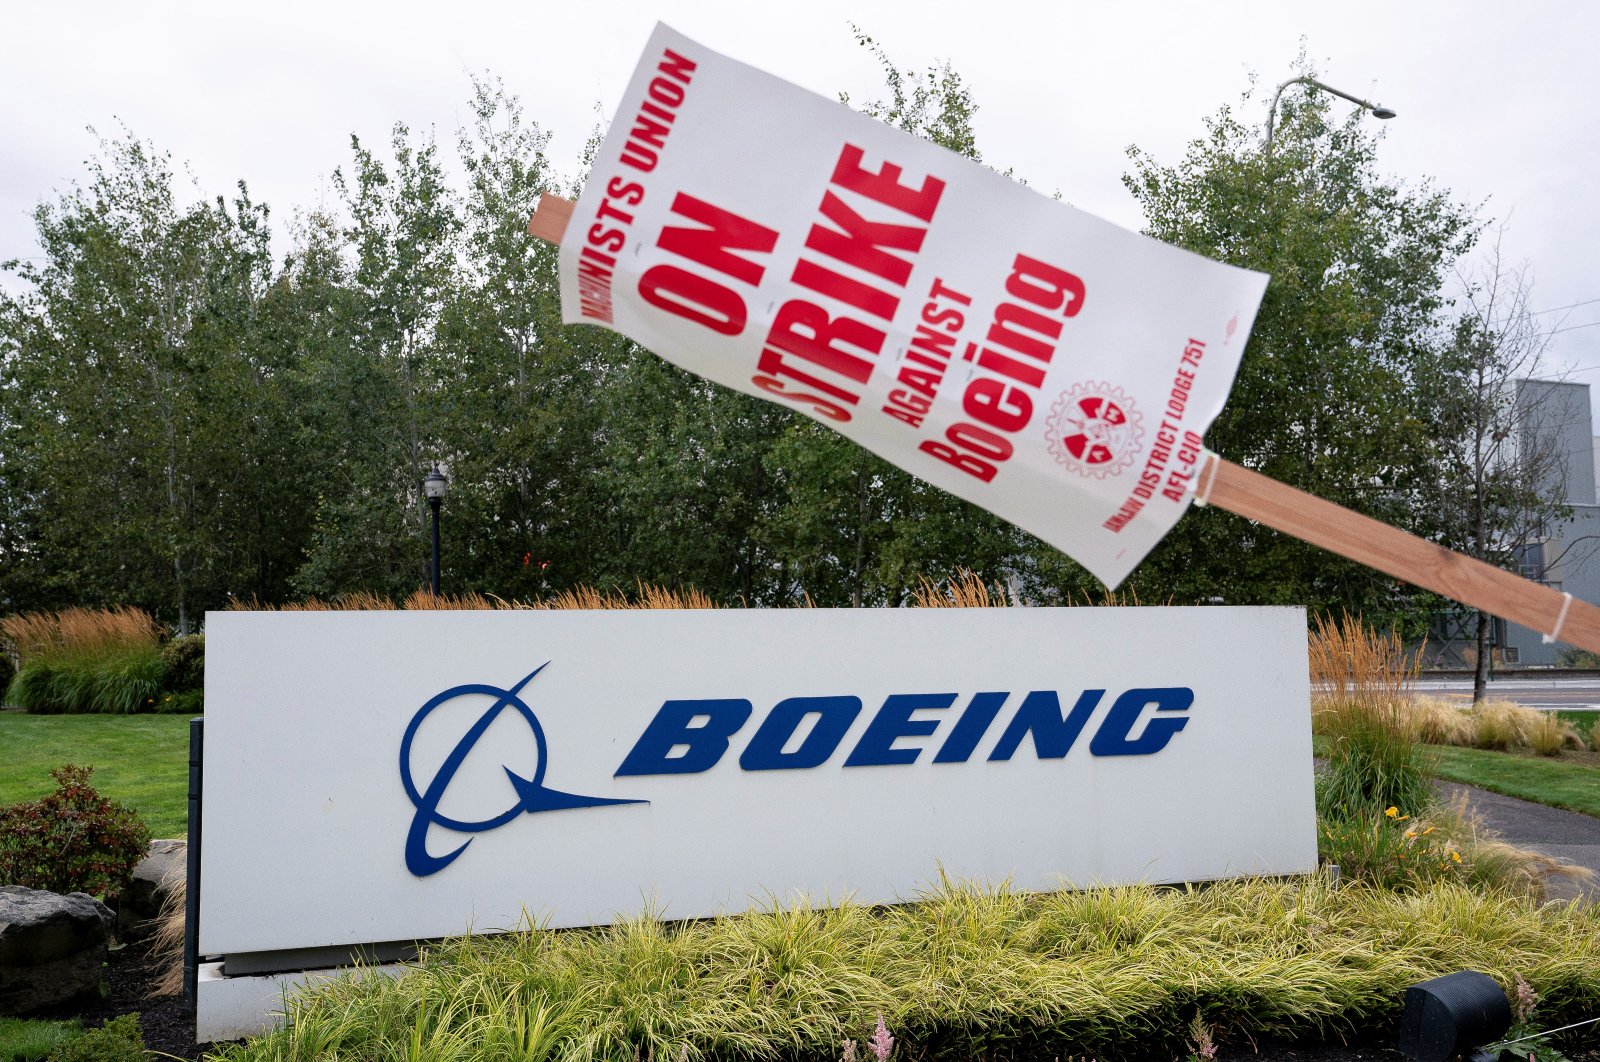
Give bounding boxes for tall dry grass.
[0,606,160,665]
[229,585,723,612]
[1388,696,1583,755]
[1308,614,1433,820]
[908,571,1010,607]
[1,607,166,713]
[1308,613,1420,729]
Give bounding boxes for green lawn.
[1427,743,1600,818]
[0,711,195,837]
[0,1016,81,1061]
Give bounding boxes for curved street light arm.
[1265,75,1396,148]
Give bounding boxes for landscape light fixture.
[1397,971,1511,1062]
[1265,75,1396,148]
[423,463,448,597]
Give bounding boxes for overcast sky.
[5,1,1597,415]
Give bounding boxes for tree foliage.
[1122,71,1481,623]
[0,133,293,627]
[0,49,1533,627]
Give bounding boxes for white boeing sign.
[200,606,1314,961]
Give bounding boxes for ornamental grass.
[212,878,1600,1062]
[0,607,166,714]
[1308,614,1433,820]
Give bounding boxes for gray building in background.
[1427,379,1600,668]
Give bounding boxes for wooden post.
[528,193,574,244]
[527,192,1600,655]
[1200,455,1599,652]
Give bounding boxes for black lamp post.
[1265,75,1395,148]
[423,463,448,596]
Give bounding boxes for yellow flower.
[1385,807,1399,818]
[1404,828,1417,839]
[1422,826,1436,836]
[1451,851,1462,864]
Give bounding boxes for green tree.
[0,131,294,626]
[1122,70,1480,624]
[293,124,460,599]
[432,77,618,599]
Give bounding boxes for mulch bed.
[28,933,206,1061]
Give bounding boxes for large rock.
[0,886,113,1014]
[118,839,186,941]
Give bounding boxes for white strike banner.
[558,24,1269,586]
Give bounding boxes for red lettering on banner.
[620,49,697,173]
[920,439,997,483]
[792,259,899,320]
[807,192,924,286]
[759,301,882,387]
[881,277,969,430]
[751,144,947,423]
[753,373,852,422]
[897,367,940,400]
[1104,337,1210,531]
[657,193,778,286]
[639,264,748,335]
[578,50,697,323]
[1007,255,1087,317]
[642,194,778,336]
[831,144,946,222]
[924,254,1087,482]
[586,225,625,254]
[963,378,1032,434]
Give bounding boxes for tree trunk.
[1472,609,1492,703]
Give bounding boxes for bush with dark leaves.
[0,765,150,899]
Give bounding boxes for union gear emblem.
[1045,383,1143,479]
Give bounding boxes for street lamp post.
[1265,75,1395,148]
[423,463,448,596]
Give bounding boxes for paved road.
[1436,781,1600,904]
[1415,677,1600,710]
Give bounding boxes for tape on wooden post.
[1193,451,1220,508]
[1543,591,1574,645]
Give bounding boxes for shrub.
[159,635,204,693]
[5,663,62,713]
[1318,806,1468,892]
[0,765,150,899]
[90,653,166,715]
[44,1015,143,1062]
[156,689,203,715]
[1314,794,1585,900]
[0,652,14,707]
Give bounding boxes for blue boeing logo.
[402,668,1195,876]
[400,664,645,877]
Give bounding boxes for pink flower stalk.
[841,1039,858,1062]
[1513,974,1539,1024]
[869,1014,894,1062]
